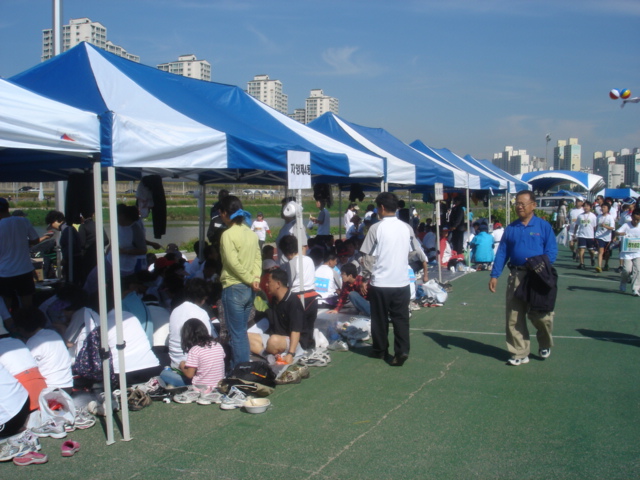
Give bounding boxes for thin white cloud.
[245,25,281,55]
[320,46,383,76]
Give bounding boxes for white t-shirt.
[26,328,73,388]
[344,210,355,230]
[617,221,640,260]
[0,216,39,277]
[314,264,341,299]
[569,207,584,235]
[0,363,28,424]
[251,220,270,241]
[0,337,38,375]
[169,301,212,367]
[576,212,597,239]
[77,309,159,374]
[595,213,615,242]
[361,216,413,288]
[285,255,316,292]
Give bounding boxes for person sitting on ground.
[346,215,365,246]
[327,263,370,316]
[0,320,47,412]
[439,227,465,270]
[314,253,342,308]
[422,225,438,263]
[248,268,303,364]
[260,259,280,302]
[469,224,495,270]
[122,273,154,346]
[262,244,275,262]
[0,363,30,440]
[279,235,318,350]
[177,319,225,392]
[164,278,214,387]
[15,307,73,392]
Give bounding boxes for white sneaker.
[633,290,640,297]
[173,386,202,404]
[0,431,41,462]
[197,390,224,405]
[220,386,249,410]
[506,356,530,366]
[539,348,551,359]
[31,419,67,439]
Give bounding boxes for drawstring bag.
[73,326,117,385]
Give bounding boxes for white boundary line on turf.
[412,328,640,341]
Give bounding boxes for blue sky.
[1,0,638,167]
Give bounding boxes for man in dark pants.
[449,197,466,255]
[360,192,428,366]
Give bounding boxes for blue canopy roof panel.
[9,43,383,184]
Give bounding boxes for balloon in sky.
[620,89,631,99]
[610,88,620,99]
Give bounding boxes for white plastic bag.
[556,226,568,246]
[38,387,76,427]
[422,279,448,304]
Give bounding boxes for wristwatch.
[287,352,295,356]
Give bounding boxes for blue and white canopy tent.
[5,44,384,444]
[594,188,639,200]
[10,43,383,186]
[0,78,100,180]
[463,155,530,194]
[410,140,507,192]
[308,113,474,189]
[517,170,606,198]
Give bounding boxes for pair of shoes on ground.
[173,385,224,405]
[298,349,331,367]
[65,407,96,433]
[507,349,551,366]
[276,364,310,385]
[327,340,349,352]
[0,431,41,463]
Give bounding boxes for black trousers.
[368,285,411,357]
[299,295,318,350]
[0,397,30,439]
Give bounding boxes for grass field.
[6,246,640,479]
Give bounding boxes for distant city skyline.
[1,0,638,165]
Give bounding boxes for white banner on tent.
[287,151,311,189]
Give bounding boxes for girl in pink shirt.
[179,319,226,389]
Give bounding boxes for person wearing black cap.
[0,198,49,315]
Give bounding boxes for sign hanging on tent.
[434,182,444,201]
[287,151,311,189]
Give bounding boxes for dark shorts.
[597,239,610,250]
[578,238,596,250]
[0,271,36,298]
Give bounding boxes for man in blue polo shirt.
[489,191,557,366]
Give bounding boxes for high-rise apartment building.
[564,138,581,171]
[305,89,339,124]
[246,75,288,114]
[593,148,639,187]
[157,54,211,82]
[553,140,566,170]
[492,146,534,175]
[42,18,139,62]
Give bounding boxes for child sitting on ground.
[174,318,226,405]
[327,263,370,316]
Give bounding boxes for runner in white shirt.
[568,199,584,262]
[595,203,616,273]
[574,201,597,270]
[615,207,640,295]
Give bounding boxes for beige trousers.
[505,269,554,359]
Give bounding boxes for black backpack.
[218,361,277,397]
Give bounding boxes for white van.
[536,196,579,214]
